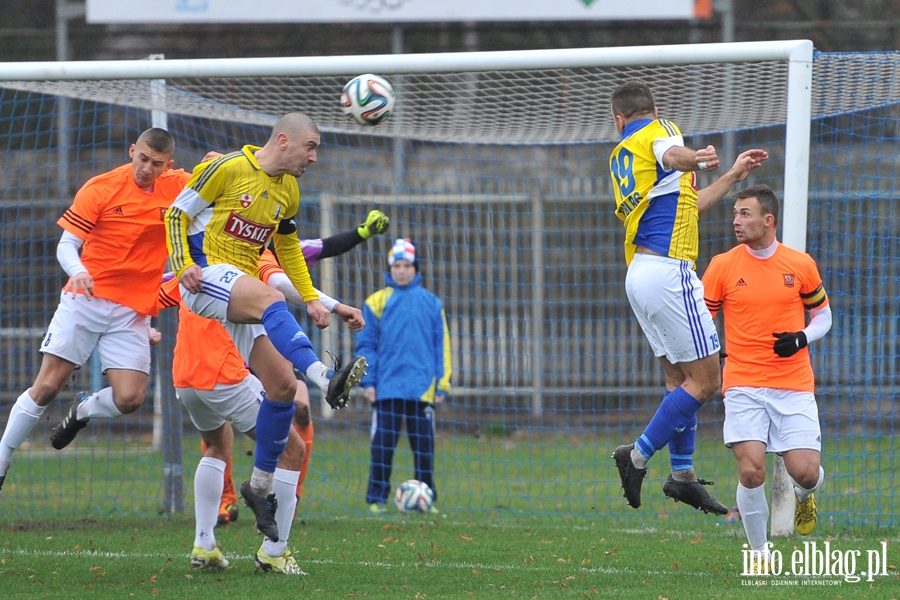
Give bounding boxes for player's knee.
[230,278,286,321]
[739,465,766,488]
[114,390,146,414]
[259,286,286,310]
[790,465,821,490]
[266,376,297,403]
[201,439,231,461]
[280,430,305,470]
[293,401,311,429]
[698,369,722,401]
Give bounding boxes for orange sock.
[222,455,237,505]
[296,420,314,499]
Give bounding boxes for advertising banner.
[86,0,712,24]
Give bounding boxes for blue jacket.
[355,272,452,402]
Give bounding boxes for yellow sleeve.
[164,205,195,277]
[438,308,453,393]
[273,232,318,303]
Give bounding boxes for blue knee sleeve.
[261,301,318,373]
[254,395,296,473]
[636,386,702,460]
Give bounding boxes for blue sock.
[668,413,697,472]
[636,386,702,460]
[254,395,296,472]
[261,301,319,373]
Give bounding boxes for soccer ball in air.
[340,74,396,126]
[393,479,434,513]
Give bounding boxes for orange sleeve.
[257,248,285,285]
[158,277,182,312]
[701,255,725,319]
[57,177,109,240]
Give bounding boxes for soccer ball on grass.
[340,74,396,126]
[394,479,434,513]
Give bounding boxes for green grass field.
[1,431,898,598]
[1,513,897,599]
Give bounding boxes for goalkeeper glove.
[358,209,390,240]
[772,331,808,357]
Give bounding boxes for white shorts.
[723,386,821,453]
[180,263,266,363]
[40,292,152,373]
[176,375,264,433]
[179,263,247,322]
[625,253,720,364]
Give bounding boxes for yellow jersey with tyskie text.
[165,145,317,302]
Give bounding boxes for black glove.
[772,331,808,357]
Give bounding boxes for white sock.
[630,446,649,470]
[304,361,329,392]
[737,482,769,554]
[77,387,122,420]
[0,391,47,476]
[793,466,824,502]
[193,456,226,551]
[262,467,300,556]
[250,467,274,496]
[671,468,696,482]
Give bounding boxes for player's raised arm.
[662,144,721,173]
[697,149,768,214]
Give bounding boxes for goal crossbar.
[0,40,813,81]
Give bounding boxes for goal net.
[0,42,896,528]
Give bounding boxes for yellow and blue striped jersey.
[609,118,700,266]
[165,145,317,302]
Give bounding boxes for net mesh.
[4,61,795,144]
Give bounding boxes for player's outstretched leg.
[662,474,728,515]
[240,480,280,541]
[50,392,90,450]
[324,355,367,410]
[260,303,365,410]
[613,443,647,509]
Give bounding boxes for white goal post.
[0,40,813,530]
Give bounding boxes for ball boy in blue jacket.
[355,238,452,513]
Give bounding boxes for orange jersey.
[702,242,829,393]
[59,164,190,317]
[159,278,249,390]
